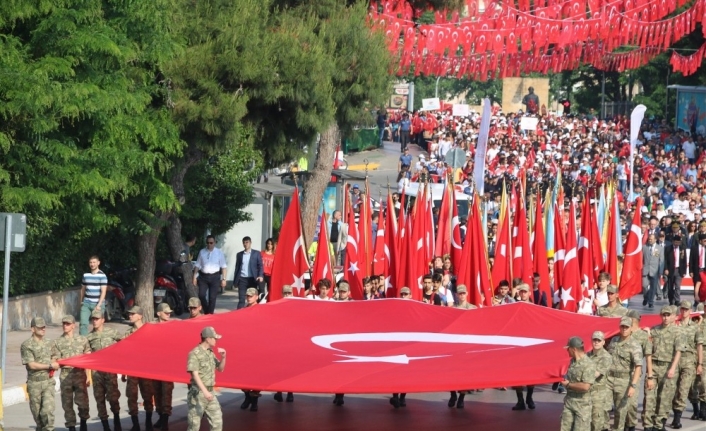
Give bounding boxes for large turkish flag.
[60,301,661,393]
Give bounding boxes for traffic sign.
[0,213,26,252]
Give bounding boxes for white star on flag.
[560,287,574,307]
[292,273,306,296]
[348,261,359,276]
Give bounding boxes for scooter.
[153,253,188,316]
[104,267,136,321]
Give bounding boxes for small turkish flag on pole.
[311,211,334,296]
[269,187,310,300]
[560,201,582,312]
[618,197,644,300]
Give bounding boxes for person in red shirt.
[262,238,275,298]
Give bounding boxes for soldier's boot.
[399,393,406,407]
[626,427,635,431]
[526,387,536,410]
[660,417,668,431]
[114,414,123,431]
[700,401,706,420]
[159,415,169,430]
[691,402,700,420]
[249,396,259,412]
[390,394,400,408]
[152,413,163,429]
[69,427,76,431]
[80,419,88,431]
[448,391,457,407]
[286,392,294,402]
[101,419,111,431]
[456,392,465,409]
[240,393,252,410]
[145,412,153,431]
[274,392,283,402]
[512,390,526,410]
[130,415,140,431]
[671,410,682,429]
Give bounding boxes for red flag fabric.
[590,203,605,280]
[512,187,533,286]
[491,191,512,288]
[532,196,552,302]
[619,197,644,300]
[410,186,430,300]
[311,211,334,294]
[469,195,494,306]
[605,195,619,285]
[345,193,365,300]
[578,197,595,296]
[61,300,662,393]
[358,182,374,277]
[384,193,399,298]
[560,202,582,312]
[434,182,452,258]
[269,188,310,300]
[450,186,464,273]
[553,203,566,295]
[372,212,387,276]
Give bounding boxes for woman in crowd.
[262,238,275,299]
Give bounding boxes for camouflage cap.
[282,285,293,294]
[31,317,47,328]
[127,305,143,315]
[188,297,201,307]
[400,286,411,295]
[61,315,76,324]
[201,326,222,339]
[245,287,258,297]
[626,309,641,321]
[679,300,692,309]
[338,284,350,292]
[697,303,705,313]
[516,284,530,292]
[564,336,584,349]
[591,331,605,341]
[660,305,673,314]
[620,316,633,327]
[90,308,104,319]
[156,302,172,314]
[456,284,468,294]
[606,285,618,294]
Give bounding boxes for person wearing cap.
[187,297,203,319]
[587,331,612,431]
[335,282,352,301]
[642,305,687,431]
[606,316,644,431]
[446,285,476,410]
[596,285,627,317]
[624,309,654,431]
[22,317,60,431]
[51,315,91,431]
[120,306,155,430]
[86,308,123,431]
[671,300,704,427]
[688,303,706,420]
[244,287,259,307]
[192,235,228,315]
[186,327,226,431]
[559,336,595,431]
[151,303,174,429]
[664,235,687,306]
[642,233,664,309]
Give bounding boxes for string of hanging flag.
[371,0,706,78]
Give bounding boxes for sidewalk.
[1,290,240,408]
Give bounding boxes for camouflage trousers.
[590,387,611,431]
[560,395,592,431]
[126,376,154,416]
[152,380,174,416]
[60,369,89,427]
[608,375,633,430]
[689,374,706,403]
[642,361,678,428]
[673,356,697,411]
[187,388,222,431]
[27,379,55,431]
[92,370,120,420]
[626,380,641,427]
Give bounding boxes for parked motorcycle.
[104,266,137,321]
[153,253,188,316]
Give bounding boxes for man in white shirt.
[683,138,697,162]
[192,235,228,314]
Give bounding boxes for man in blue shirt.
[398,147,412,172]
[400,114,411,152]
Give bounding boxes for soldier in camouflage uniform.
[87,308,123,431]
[625,309,654,431]
[560,336,596,431]
[587,331,612,431]
[672,300,704,427]
[643,305,686,431]
[21,317,60,431]
[596,285,628,317]
[187,327,227,431]
[152,302,175,429]
[688,303,706,420]
[51,315,91,431]
[607,316,643,431]
[122,306,154,431]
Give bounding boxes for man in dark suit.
[642,233,664,308]
[690,233,706,305]
[233,236,264,309]
[664,235,687,305]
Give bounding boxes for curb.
[2,377,60,407]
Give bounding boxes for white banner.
[519,117,539,131]
[452,104,470,116]
[629,104,647,198]
[473,98,491,196]
[421,97,441,111]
